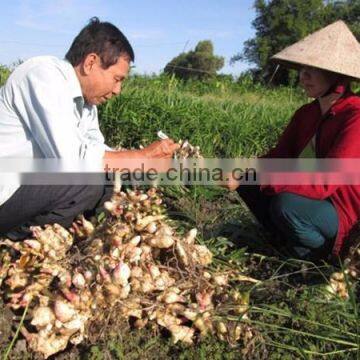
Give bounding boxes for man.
[0,17,178,239]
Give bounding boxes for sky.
[0,0,256,76]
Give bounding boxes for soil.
[0,298,13,347]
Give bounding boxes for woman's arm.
[262,107,360,199]
[262,103,318,158]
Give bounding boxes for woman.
[231,21,360,261]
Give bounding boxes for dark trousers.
[0,185,113,240]
[237,185,339,260]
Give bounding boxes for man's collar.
[64,59,83,101]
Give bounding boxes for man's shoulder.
[9,56,73,84]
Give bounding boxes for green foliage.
[164,40,224,80]
[99,75,303,157]
[0,65,10,87]
[233,0,360,85]
[327,0,360,37]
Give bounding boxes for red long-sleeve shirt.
[262,91,360,256]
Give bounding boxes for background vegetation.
[162,0,360,84]
[164,40,224,80]
[233,0,360,84]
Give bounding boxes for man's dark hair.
[65,17,134,68]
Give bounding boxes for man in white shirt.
[0,17,178,239]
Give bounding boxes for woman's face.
[299,67,337,98]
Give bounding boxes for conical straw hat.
[272,20,360,80]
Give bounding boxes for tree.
[233,0,359,85]
[326,0,360,38]
[164,40,224,80]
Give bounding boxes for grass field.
[1,75,359,359]
[99,74,304,157]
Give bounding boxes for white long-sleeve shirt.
[0,56,108,205]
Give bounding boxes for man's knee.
[42,185,106,219]
[38,185,107,228]
[69,185,106,211]
[0,185,108,238]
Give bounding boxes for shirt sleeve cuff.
[80,142,106,160]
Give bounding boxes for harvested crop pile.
[1,136,356,359]
[326,243,360,300]
[157,131,202,159]
[173,139,201,159]
[0,185,261,358]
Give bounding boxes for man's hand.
[141,139,180,158]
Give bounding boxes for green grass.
[99,74,304,157]
[1,75,359,359]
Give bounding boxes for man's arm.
[104,139,179,160]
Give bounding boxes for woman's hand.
[221,173,241,191]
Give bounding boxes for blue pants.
[237,186,339,259]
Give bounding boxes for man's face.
[83,55,130,105]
